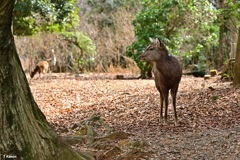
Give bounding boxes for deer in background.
[30,61,49,78]
[139,38,182,124]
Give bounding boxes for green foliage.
[126,41,149,76]
[127,0,219,77]
[220,0,240,24]
[13,0,79,35]
[126,0,185,76]
[63,31,96,71]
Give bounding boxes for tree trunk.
[218,25,224,68]
[230,16,238,59]
[0,1,85,159]
[233,27,240,86]
[218,0,225,69]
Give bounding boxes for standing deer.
[30,61,49,78]
[139,38,182,124]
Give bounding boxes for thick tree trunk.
[233,27,240,86]
[0,1,84,159]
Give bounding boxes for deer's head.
[139,38,168,62]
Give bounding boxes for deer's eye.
[149,47,154,51]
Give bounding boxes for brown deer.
[139,38,182,124]
[30,61,49,78]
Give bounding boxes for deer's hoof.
[159,117,163,124]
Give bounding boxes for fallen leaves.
[29,73,240,159]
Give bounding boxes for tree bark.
[218,0,225,69]
[233,27,240,86]
[230,16,238,59]
[0,1,85,159]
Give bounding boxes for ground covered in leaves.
[28,73,240,160]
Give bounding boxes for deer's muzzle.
[139,54,146,61]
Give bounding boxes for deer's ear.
[158,39,166,49]
[149,38,160,44]
[149,37,154,42]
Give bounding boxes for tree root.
[65,113,154,159]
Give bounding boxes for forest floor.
[28,72,240,160]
